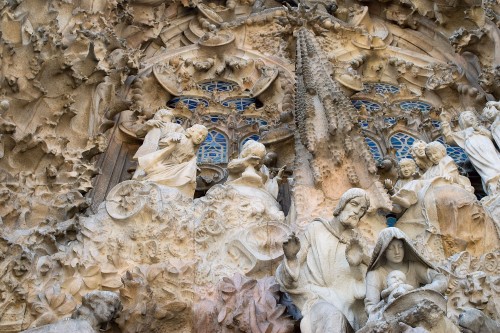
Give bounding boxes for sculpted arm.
[415,262,448,294]
[277,232,310,289]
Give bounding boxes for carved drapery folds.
[0,0,499,332]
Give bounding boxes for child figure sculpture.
[381,270,415,304]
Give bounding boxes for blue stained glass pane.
[199,80,238,92]
[359,120,369,129]
[167,96,209,110]
[175,117,185,125]
[384,117,396,126]
[240,134,260,150]
[363,82,400,95]
[431,120,441,129]
[245,117,268,127]
[197,130,228,164]
[398,100,432,112]
[210,115,220,123]
[436,136,469,164]
[364,137,383,162]
[351,99,382,112]
[390,132,417,160]
[222,97,257,112]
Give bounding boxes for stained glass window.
[390,132,417,160]
[197,130,228,164]
[363,82,400,95]
[222,97,257,112]
[359,120,369,129]
[351,99,382,112]
[431,120,441,129]
[167,96,209,110]
[199,80,238,92]
[240,134,260,150]
[384,117,396,126]
[398,100,432,112]
[209,115,220,123]
[245,118,268,127]
[364,137,383,162]
[436,136,469,164]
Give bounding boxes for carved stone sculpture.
[391,141,497,259]
[409,140,432,175]
[441,110,500,195]
[132,108,185,179]
[364,228,447,322]
[133,124,208,198]
[384,158,418,195]
[482,101,500,150]
[276,188,371,333]
[22,291,121,333]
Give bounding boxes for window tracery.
[197,130,228,164]
[167,96,209,110]
[390,132,418,160]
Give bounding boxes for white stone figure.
[441,110,500,195]
[482,100,500,148]
[381,270,414,304]
[384,158,418,195]
[133,109,185,179]
[391,141,473,209]
[365,228,447,321]
[22,291,121,333]
[410,140,432,175]
[133,123,208,198]
[227,140,284,200]
[276,188,370,333]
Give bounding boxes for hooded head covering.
[367,227,436,272]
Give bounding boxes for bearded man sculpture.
[276,188,370,333]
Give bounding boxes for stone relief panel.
[0,0,499,332]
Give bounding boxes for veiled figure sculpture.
[276,188,370,333]
[365,227,448,322]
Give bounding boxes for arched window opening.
[197,130,228,164]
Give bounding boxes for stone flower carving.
[195,273,294,333]
[29,284,77,328]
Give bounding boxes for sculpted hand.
[283,233,300,260]
[146,119,163,128]
[277,165,286,179]
[346,237,363,266]
[170,132,183,142]
[384,179,393,190]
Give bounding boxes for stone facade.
[0,0,499,332]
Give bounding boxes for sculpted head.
[385,239,405,264]
[398,158,417,179]
[72,291,122,328]
[482,101,500,121]
[186,124,208,145]
[154,109,175,123]
[240,140,266,160]
[425,141,447,165]
[459,111,479,129]
[333,188,370,229]
[410,140,427,159]
[387,269,406,286]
